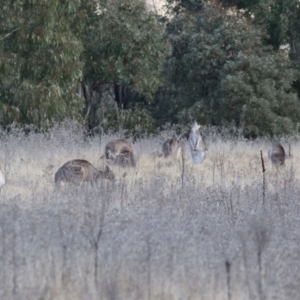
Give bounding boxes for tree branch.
[0,28,21,40]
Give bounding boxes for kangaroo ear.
[105,166,112,172]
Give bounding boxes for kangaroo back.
[105,139,136,167]
[162,138,183,158]
[268,143,285,166]
[105,139,133,155]
[55,159,114,184]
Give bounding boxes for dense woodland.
[1,0,300,137]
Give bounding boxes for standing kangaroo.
[55,159,115,185]
[162,138,184,159]
[188,121,207,164]
[267,143,290,166]
[105,139,136,167]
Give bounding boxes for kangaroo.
[162,138,184,159]
[267,143,290,166]
[188,121,207,164]
[55,159,115,185]
[105,139,136,167]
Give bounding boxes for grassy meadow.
[0,122,300,299]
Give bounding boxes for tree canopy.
[0,0,83,127]
[151,0,300,136]
[78,0,170,133]
[0,0,300,137]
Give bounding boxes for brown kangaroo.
[267,143,291,166]
[162,138,184,159]
[105,139,136,167]
[55,159,115,184]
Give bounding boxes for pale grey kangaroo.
[188,121,207,164]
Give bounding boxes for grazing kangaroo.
[55,159,115,185]
[162,138,184,159]
[105,139,136,167]
[188,121,207,164]
[267,143,291,166]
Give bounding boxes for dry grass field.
[0,121,300,299]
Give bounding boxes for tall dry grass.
[0,121,300,299]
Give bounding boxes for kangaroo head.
[105,166,115,181]
[106,149,117,160]
[191,121,201,132]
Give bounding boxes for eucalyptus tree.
[154,0,300,137]
[0,0,170,133]
[219,0,300,98]
[0,0,83,127]
[79,0,171,133]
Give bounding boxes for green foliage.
[219,0,300,99]
[0,0,170,130]
[82,0,170,98]
[74,0,170,133]
[0,0,83,127]
[219,0,300,51]
[1,0,299,137]
[155,2,300,137]
[100,104,156,136]
[220,53,299,136]
[166,0,204,14]
[220,0,260,10]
